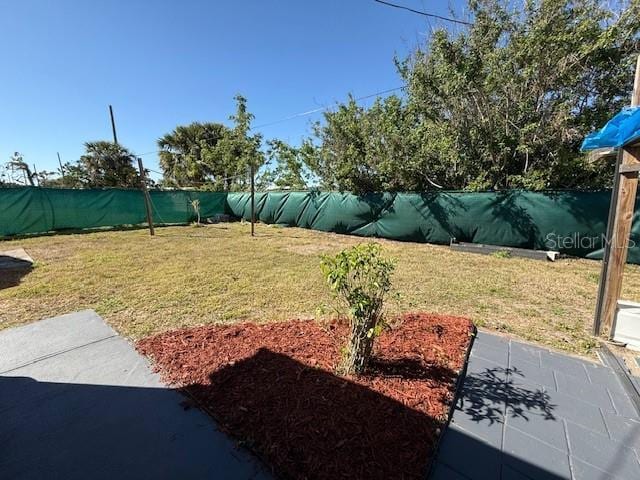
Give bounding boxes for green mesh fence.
[3,187,639,264]
[0,187,227,237]
[226,191,640,264]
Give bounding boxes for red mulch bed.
[137,313,473,480]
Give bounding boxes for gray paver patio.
[430,330,640,480]
[0,310,272,480]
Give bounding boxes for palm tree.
[78,141,139,188]
[157,122,227,186]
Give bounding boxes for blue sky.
[0,0,465,180]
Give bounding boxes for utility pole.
[109,105,118,145]
[250,162,255,237]
[137,157,155,236]
[22,164,34,186]
[57,152,64,176]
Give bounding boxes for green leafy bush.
[320,243,395,375]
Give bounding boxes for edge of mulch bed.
[136,312,477,478]
[423,324,477,479]
[177,382,278,474]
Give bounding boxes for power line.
[373,0,472,26]
[145,166,249,186]
[136,85,407,160]
[251,86,406,130]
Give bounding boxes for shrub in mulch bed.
[137,313,473,480]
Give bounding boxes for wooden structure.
[250,163,255,237]
[137,157,155,236]
[593,55,640,336]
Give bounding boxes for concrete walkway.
[431,331,640,480]
[0,310,272,480]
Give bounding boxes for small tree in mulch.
[320,243,395,375]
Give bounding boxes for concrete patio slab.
[431,330,640,480]
[0,248,33,270]
[0,310,272,480]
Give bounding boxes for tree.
[204,94,264,191]
[158,122,228,187]
[6,152,36,186]
[306,95,447,192]
[32,170,58,186]
[401,0,640,191]
[78,141,139,188]
[158,95,264,190]
[309,0,640,192]
[320,243,395,375]
[261,139,311,190]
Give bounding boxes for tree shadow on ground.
[365,357,457,382]
[0,351,565,480]
[0,224,159,240]
[457,366,555,424]
[0,375,267,480]
[0,256,33,290]
[188,348,444,480]
[184,348,562,480]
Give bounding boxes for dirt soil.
[138,313,473,480]
[607,343,640,377]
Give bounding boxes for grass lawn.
[2,222,640,357]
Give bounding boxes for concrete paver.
[0,310,272,480]
[431,331,640,479]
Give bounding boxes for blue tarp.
[581,106,640,151]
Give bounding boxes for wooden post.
[250,162,255,237]
[137,157,155,236]
[595,56,640,336]
[109,105,118,145]
[24,164,35,186]
[593,148,623,335]
[57,152,65,176]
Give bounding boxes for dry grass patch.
[2,222,639,357]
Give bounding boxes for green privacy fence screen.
[2,187,640,264]
[226,191,640,264]
[0,187,227,237]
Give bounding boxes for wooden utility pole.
[109,105,118,145]
[250,163,255,237]
[594,56,640,336]
[137,157,155,236]
[57,152,64,176]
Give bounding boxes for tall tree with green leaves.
[260,139,311,190]
[78,141,139,188]
[401,0,640,191]
[306,94,448,192]
[158,122,228,187]
[203,94,264,190]
[308,0,640,193]
[158,95,264,190]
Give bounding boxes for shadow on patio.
[0,375,267,480]
[0,255,32,290]
[183,348,562,480]
[0,348,564,479]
